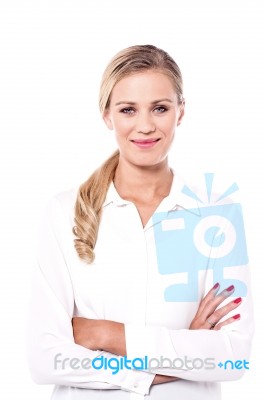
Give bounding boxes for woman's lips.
[130,138,160,149]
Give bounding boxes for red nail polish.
[233,314,241,319]
[213,283,219,289]
[226,285,234,292]
[233,297,242,304]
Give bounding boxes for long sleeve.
[125,200,254,382]
[26,196,155,395]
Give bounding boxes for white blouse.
[27,172,253,400]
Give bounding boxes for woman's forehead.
[110,71,176,104]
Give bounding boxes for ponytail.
[73,150,119,263]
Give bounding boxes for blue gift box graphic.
[152,200,248,302]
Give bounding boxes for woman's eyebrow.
[151,98,174,104]
[115,98,174,106]
[115,101,136,106]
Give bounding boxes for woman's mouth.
[130,138,160,149]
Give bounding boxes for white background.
[0,0,265,398]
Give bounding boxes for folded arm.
[26,197,155,395]
[73,275,253,382]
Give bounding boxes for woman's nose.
[136,112,156,134]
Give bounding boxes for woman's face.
[103,70,184,168]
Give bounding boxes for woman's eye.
[154,106,167,113]
[120,108,135,114]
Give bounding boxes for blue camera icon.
[152,203,248,302]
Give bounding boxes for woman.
[27,45,253,399]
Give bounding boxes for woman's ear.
[103,110,114,130]
[177,101,185,127]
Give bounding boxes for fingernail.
[233,297,242,304]
[213,283,219,290]
[233,314,241,320]
[226,285,234,292]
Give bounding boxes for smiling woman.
[27,45,253,400]
[100,70,185,228]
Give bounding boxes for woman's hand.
[189,283,241,331]
[152,374,179,385]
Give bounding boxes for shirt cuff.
[102,351,155,395]
[121,368,155,395]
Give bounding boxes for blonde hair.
[73,44,184,263]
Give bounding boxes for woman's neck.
[113,159,173,202]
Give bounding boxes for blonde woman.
[27,45,253,400]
